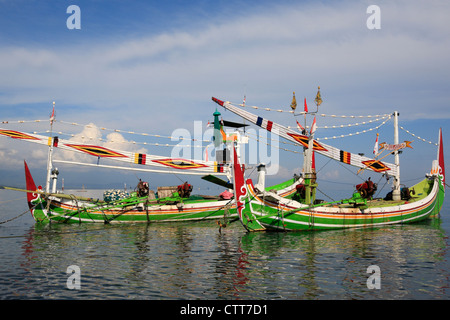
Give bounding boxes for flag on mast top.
[50,101,55,125]
[310,116,317,135]
[373,133,379,155]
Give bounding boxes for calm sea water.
[0,189,449,301]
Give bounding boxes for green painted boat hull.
[238,176,444,232]
[233,128,445,232]
[29,195,237,224]
[24,162,301,224]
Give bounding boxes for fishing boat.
[212,93,445,232]
[0,110,302,224]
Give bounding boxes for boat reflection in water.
[15,215,448,300]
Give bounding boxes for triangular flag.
[50,102,55,125]
[310,116,317,135]
[373,133,379,155]
[304,97,308,113]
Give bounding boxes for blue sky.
[0,0,449,197]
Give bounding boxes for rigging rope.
[400,126,437,146]
[229,101,391,118]
[318,115,390,129]
[244,114,391,153]
[47,130,208,149]
[1,118,212,145]
[317,115,391,141]
[0,208,30,224]
[56,120,213,143]
[1,119,49,124]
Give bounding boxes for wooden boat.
[20,161,301,224]
[0,110,302,224]
[212,95,445,232]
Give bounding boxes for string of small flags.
[1,119,49,124]
[246,133,301,155]
[55,120,213,144]
[231,101,391,118]
[286,114,391,130]
[45,130,209,148]
[245,130,301,149]
[316,115,390,130]
[317,116,391,141]
[400,126,437,146]
[1,119,214,145]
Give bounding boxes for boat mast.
[213,109,236,184]
[45,101,55,193]
[392,111,401,200]
[304,87,322,205]
[304,130,316,205]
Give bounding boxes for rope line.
[230,101,391,118]
[400,126,437,146]
[0,208,30,224]
[317,115,391,141]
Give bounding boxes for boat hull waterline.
[231,127,445,232]
[238,177,443,232]
[23,162,301,224]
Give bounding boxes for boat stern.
[24,160,47,221]
[429,128,445,214]
[24,161,38,209]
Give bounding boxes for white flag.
[373,133,379,155]
[310,116,317,135]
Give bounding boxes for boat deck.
[339,177,434,209]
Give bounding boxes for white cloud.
[0,1,449,124]
[55,123,148,163]
[1,1,449,188]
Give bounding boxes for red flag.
[312,151,316,171]
[304,97,308,113]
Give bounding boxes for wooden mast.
[45,101,55,193]
[392,111,401,200]
[304,87,321,205]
